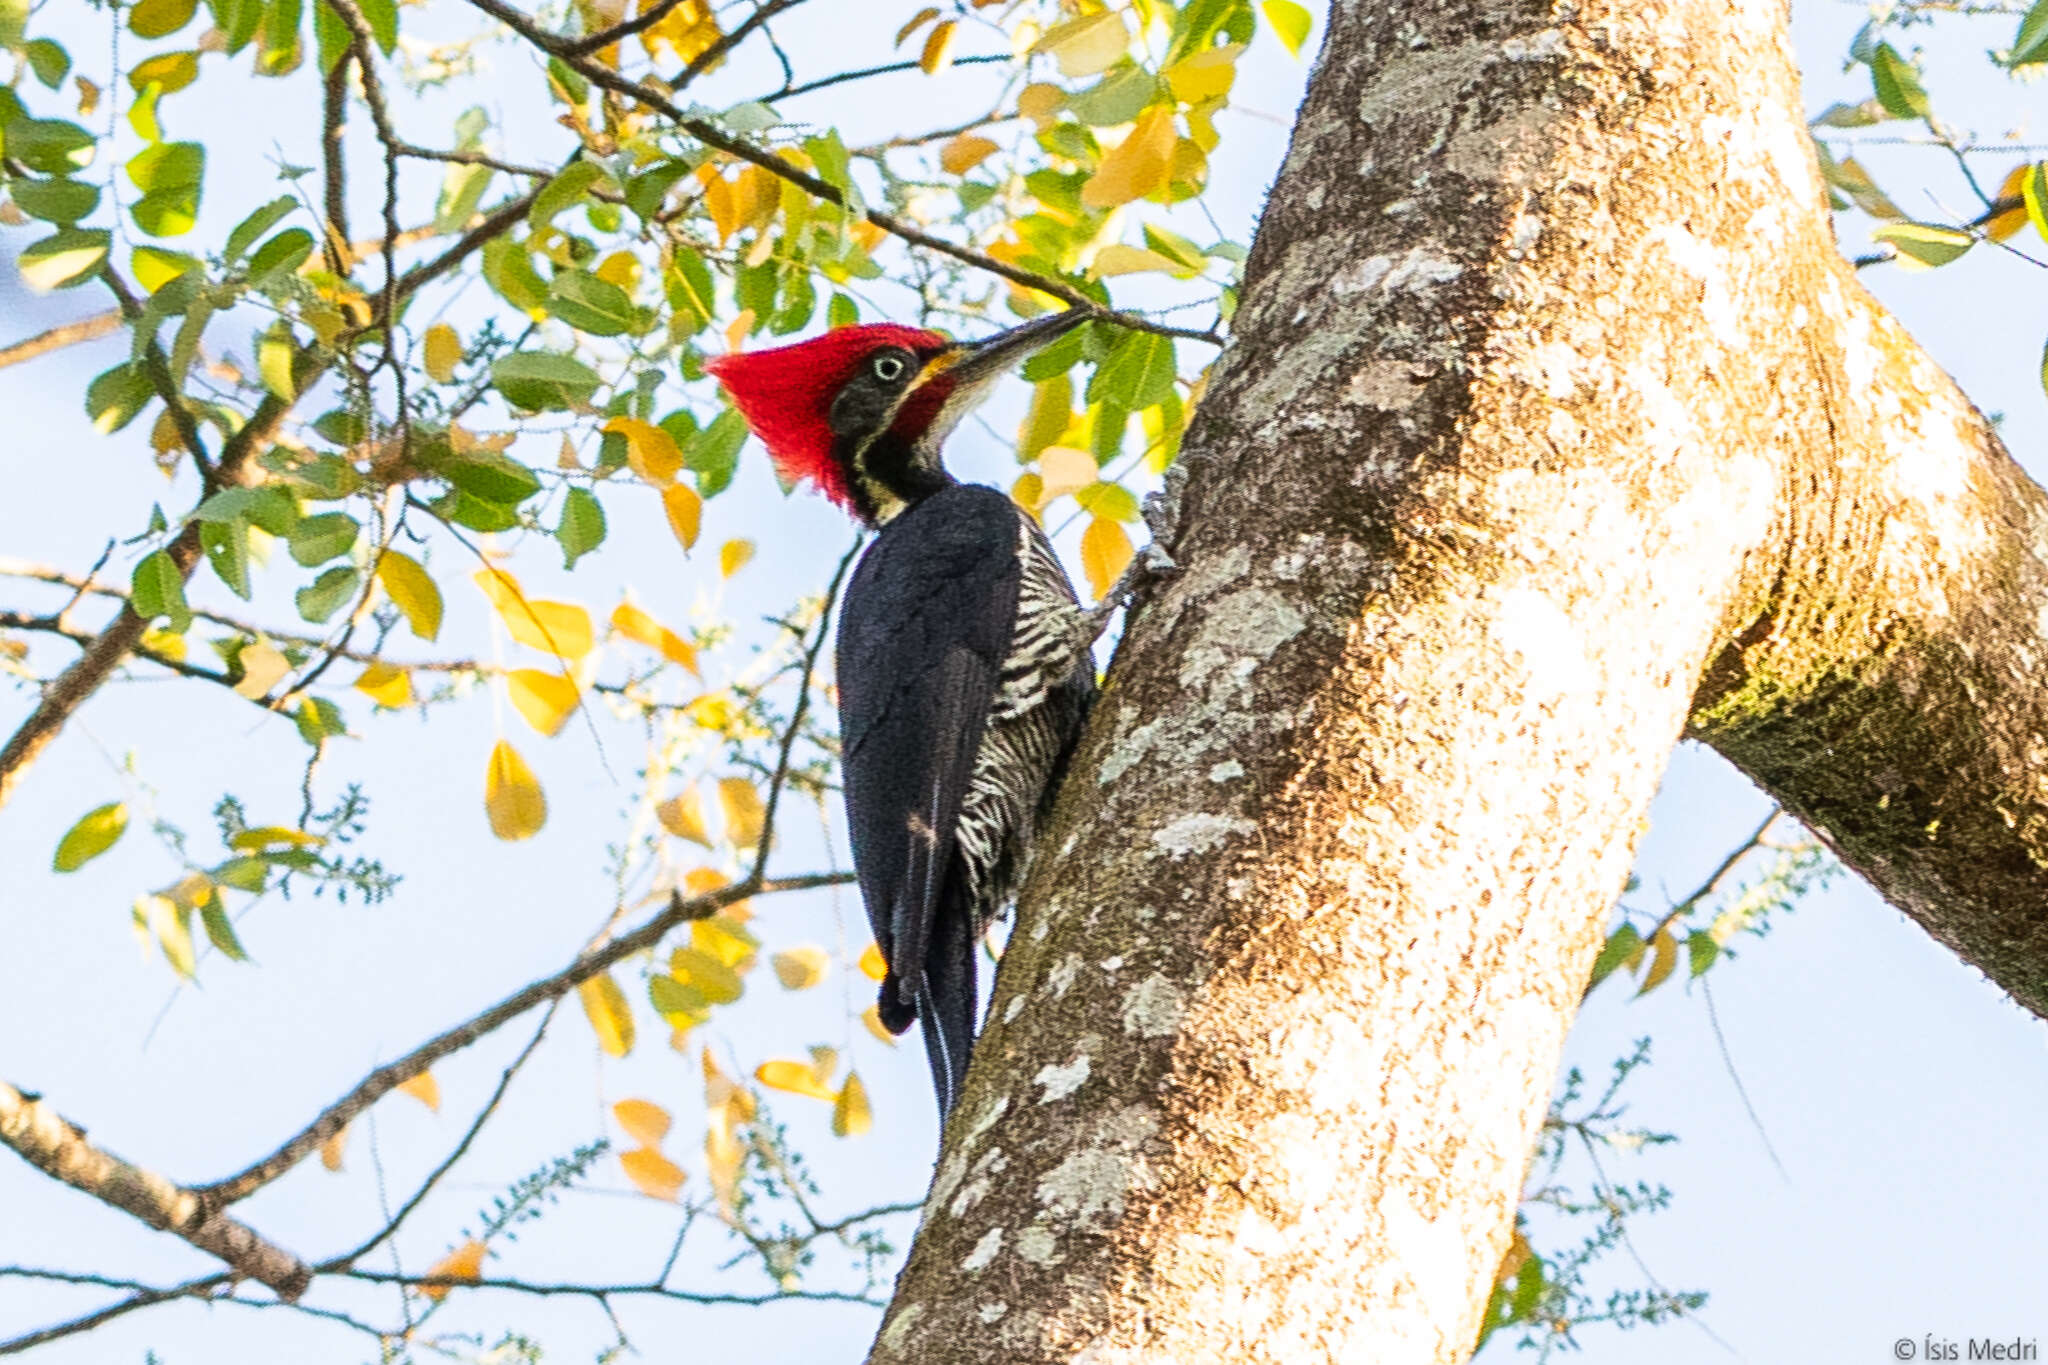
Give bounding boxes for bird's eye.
[872,353,908,383]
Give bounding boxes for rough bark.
[0,1083,313,1298]
[867,0,2047,1359]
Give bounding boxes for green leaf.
[25,39,71,88]
[357,0,397,49]
[128,83,164,142]
[1022,321,1089,381]
[294,695,346,745]
[491,352,601,412]
[432,487,520,532]
[258,326,297,399]
[257,0,304,75]
[1069,63,1157,127]
[664,246,717,334]
[200,902,248,961]
[288,510,360,565]
[548,271,643,336]
[295,565,360,623]
[1075,481,1141,522]
[1870,220,1973,268]
[226,197,297,262]
[54,802,129,872]
[557,487,606,567]
[689,409,748,498]
[9,118,97,174]
[20,229,111,290]
[529,159,604,228]
[2012,0,2048,66]
[433,161,492,233]
[130,0,199,38]
[127,140,204,194]
[201,518,252,598]
[482,235,550,312]
[1260,0,1312,55]
[132,186,201,237]
[129,49,201,94]
[1585,922,1643,991]
[195,485,299,535]
[1089,328,1178,409]
[1869,43,1929,120]
[1686,930,1720,978]
[2023,164,2048,242]
[86,363,156,434]
[625,159,689,224]
[827,291,859,329]
[247,226,315,281]
[130,548,191,630]
[1142,221,1207,273]
[0,0,24,47]
[434,445,542,505]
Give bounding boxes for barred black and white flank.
[707,309,1107,1119]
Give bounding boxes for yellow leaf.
[354,661,413,708]
[233,641,292,700]
[474,569,594,660]
[619,1146,686,1200]
[719,538,754,577]
[919,19,957,74]
[832,1071,872,1137]
[698,165,741,244]
[1081,517,1135,601]
[594,250,640,290]
[808,1044,839,1081]
[670,945,744,1004]
[858,941,888,982]
[724,308,755,353]
[894,6,939,46]
[692,913,758,969]
[756,1058,836,1102]
[1164,43,1242,103]
[1018,375,1072,462]
[1012,471,1045,515]
[610,601,698,672]
[718,776,765,851]
[579,972,636,1057]
[1037,445,1098,503]
[229,825,326,851]
[420,1240,485,1300]
[662,482,703,551]
[602,416,682,484]
[506,668,580,738]
[1017,82,1065,129]
[1091,244,1187,277]
[657,786,713,845]
[485,739,547,840]
[939,134,1000,176]
[637,0,719,64]
[422,323,461,383]
[1170,136,1207,191]
[320,1123,348,1172]
[53,802,128,872]
[613,1098,671,1147]
[1035,10,1129,77]
[378,550,443,641]
[399,1070,441,1112]
[733,165,780,235]
[75,76,101,119]
[1988,165,2030,242]
[1082,106,1178,210]
[771,946,829,990]
[1637,928,1679,996]
[861,1002,899,1044]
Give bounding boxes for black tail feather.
[916,874,978,1118]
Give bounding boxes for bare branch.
[0,310,121,370]
[199,871,851,1206]
[340,1269,886,1307]
[768,52,1009,102]
[322,51,354,272]
[0,1083,311,1298]
[557,0,690,57]
[0,1270,230,1356]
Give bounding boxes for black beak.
[940,308,1091,387]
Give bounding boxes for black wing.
[835,484,1020,1108]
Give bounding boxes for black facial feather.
[827,345,919,442]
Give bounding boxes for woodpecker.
[706,311,1099,1118]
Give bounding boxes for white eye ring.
[873,353,907,382]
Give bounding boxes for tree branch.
[458,0,1222,347]
[0,1083,310,1298]
[0,310,121,370]
[766,52,1010,102]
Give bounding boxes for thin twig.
[199,871,850,1207]
[341,1269,886,1306]
[0,310,121,370]
[768,52,1010,101]
[0,1271,230,1356]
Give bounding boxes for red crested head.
[704,323,948,511]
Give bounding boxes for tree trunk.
[868,0,2048,1358]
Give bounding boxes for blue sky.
[1,1,2045,1361]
